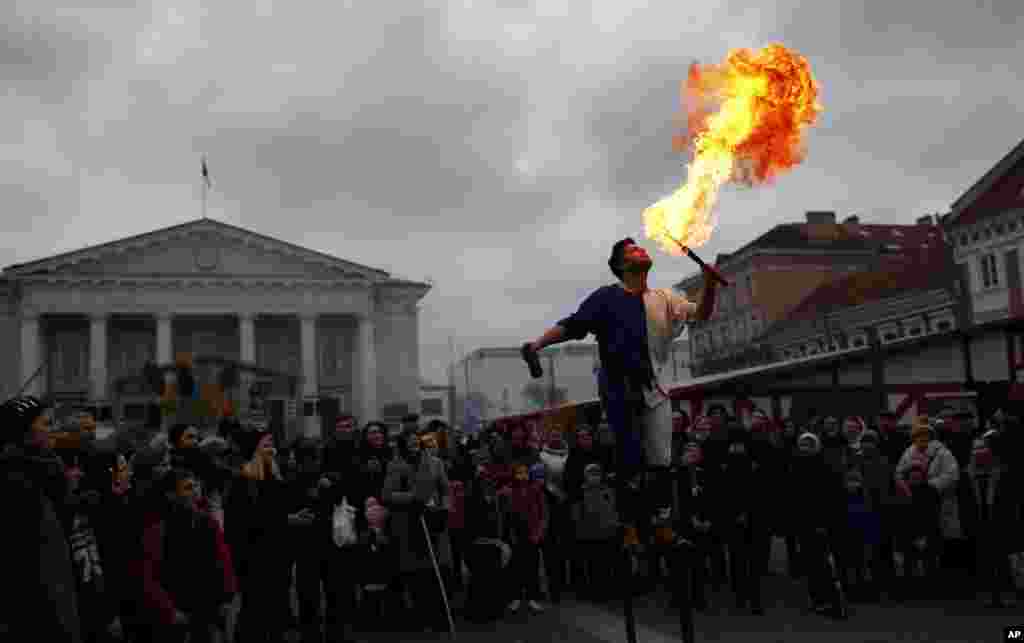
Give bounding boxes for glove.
[521,343,544,378]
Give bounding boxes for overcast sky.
[3,1,1022,386]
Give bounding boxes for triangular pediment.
[3,218,391,281]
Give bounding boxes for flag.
[201,156,211,189]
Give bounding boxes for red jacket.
[129,506,237,625]
[498,480,547,544]
[448,480,467,530]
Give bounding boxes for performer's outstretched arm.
[529,325,568,353]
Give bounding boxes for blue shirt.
[557,285,655,392]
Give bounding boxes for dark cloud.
[1,1,1022,385]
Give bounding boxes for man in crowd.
[1,396,82,642]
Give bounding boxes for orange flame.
[643,44,822,254]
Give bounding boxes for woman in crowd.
[132,467,236,643]
[383,431,452,633]
[963,430,1019,608]
[224,430,292,643]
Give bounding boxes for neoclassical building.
[0,218,430,437]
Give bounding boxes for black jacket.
[0,447,81,642]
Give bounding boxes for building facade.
[676,211,947,375]
[944,137,1024,400]
[0,218,430,437]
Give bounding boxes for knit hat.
[584,462,603,475]
[797,432,821,454]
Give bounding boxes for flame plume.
[643,44,822,255]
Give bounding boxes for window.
[981,253,1000,288]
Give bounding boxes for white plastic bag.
[332,497,358,548]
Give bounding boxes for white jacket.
[894,440,959,494]
[895,440,961,538]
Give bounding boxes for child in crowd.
[498,462,548,614]
[896,463,942,598]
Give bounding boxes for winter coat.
[820,435,847,477]
[448,479,468,531]
[788,453,845,534]
[130,504,237,625]
[899,482,941,545]
[91,488,142,624]
[0,447,81,643]
[963,467,1022,555]
[571,484,618,542]
[851,452,895,515]
[845,490,882,547]
[563,448,602,503]
[539,444,569,503]
[895,441,961,538]
[748,440,787,528]
[674,462,720,535]
[358,446,392,503]
[382,454,452,573]
[715,451,758,530]
[223,473,291,582]
[498,479,547,545]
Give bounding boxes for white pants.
[641,400,673,468]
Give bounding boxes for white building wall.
[374,310,420,421]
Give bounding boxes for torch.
[671,238,730,287]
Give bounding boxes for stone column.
[356,314,377,425]
[156,313,173,365]
[300,314,319,436]
[238,314,256,416]
[20,313,41,397]
[155,313,174,428]
[89,314,108,402]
